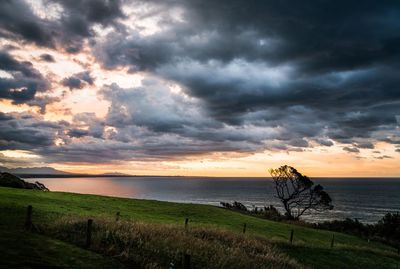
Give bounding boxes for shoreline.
[18,174,400,180]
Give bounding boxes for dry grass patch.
[42,217,306,269]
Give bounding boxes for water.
[26,176,400,223]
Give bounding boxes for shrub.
[259,205,285,221]
[314,213,400,247]
[375,212,400,244]
[220,201,248,211]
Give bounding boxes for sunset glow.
[1,0,399,177]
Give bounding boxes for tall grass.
[42,217,306,269]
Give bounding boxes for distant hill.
[100,172,132,176]
[0,166,69,175]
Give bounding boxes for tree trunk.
[282,200,293,219]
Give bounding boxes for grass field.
[0,186,399,268]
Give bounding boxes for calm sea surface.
[26,177,400,223]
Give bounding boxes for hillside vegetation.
[0,172,49,191]
[0,187,399,269]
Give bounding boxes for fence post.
[24,205,33,230]
[289,229,294,244]
[243,223,247,234]
[86,219,93,248]
[183,253,191,269]
[185,218,189,230]
[116,212,120,222]
[330,234,335,248]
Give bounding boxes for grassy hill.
[0,186,398,268]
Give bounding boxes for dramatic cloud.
[0,0,55,47]
[53,0,125,52]
[0,0,125,52]
[0,50,49,103]
[39,54,55,63]
[100,79,268,156]
[0,0,399,169]
[62,71,94,90]
[0,112,61,150]
[92,0,400,151]
[343,147,360,154]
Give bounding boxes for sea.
[26,176,400,224]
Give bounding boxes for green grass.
[0,228,124,269]
[0,186,399,269]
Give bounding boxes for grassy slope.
[0,187,399,269]
[0,201,124,269]
[0,228,124,269]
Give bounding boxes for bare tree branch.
[269,165,333,220]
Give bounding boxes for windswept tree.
[269,165,333,220]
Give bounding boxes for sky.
[0,0,399,177]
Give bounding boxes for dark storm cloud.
[93,0,400,151]
[0,112,59,150]
[354,142,375,149]
[40,54,55,63]
[343,147,360,153]
[71,112,104,138]
[62,71,94,90]
[0,111,111,163]
[0,107,266,164]
[0,0,125,52]
[1,0,400,163]
[0,50,49,103]
[0,0,55,47]
[314,139,334,147]
[99,80,326,156]
[62,77,82,89]
[54,0,125,52]
[57,0,124,26]
[380,137,400,144]
[67,129,90,138]
[97,0,400,71]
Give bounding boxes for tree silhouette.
[269,165,333,220]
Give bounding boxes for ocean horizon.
[26,176,400,224]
